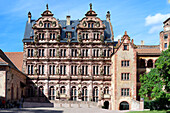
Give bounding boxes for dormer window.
[88,23,90,28]
[48,23,50,28]
[124,45,127,50]
[44,23,47,28]
[92,23,94,28]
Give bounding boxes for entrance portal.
[120,101,129,110]
[104,101,109,109]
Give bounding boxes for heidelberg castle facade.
[20,4,169,110]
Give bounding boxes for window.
[71,86,77,101]
[28,49,34,57]
[93,34,96,40]
[48,23,50,28]
[49,86,55,100]
[39,33,41,39]
[121,61,130,67]
[42,33,44,39]
[104,50,106,57]
[164,35,168,40]
[93,49,95,57]
[93,87,98,102]
[82,65,88,75]
[83,34,85,39]
[121,73,130,80]
[97,34,99,40]
[93,65,99,75]
[104,66,110,75]
[28,49,30,57]
[121,88,130,96]
[82,87,88,101]
[164,43,167,48]
[50,33,52,39]
[38,65,44,75]
[82,49,88,57]
[86,34,88,39]
[107,50,110,57]
[104,87,109,94]
[60,65,66,75]
[88,23,90,28]
[53,33,55,39]
[49,65,55,75]
[60,86,66,94]
[92,23,94,28]
[124,45,127,50]
[71,49,77,57]
[44,23,47,28]
[60,49,66,57]
[28,65,34,75]
[96,50,99,57]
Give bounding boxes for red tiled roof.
[136,49,161,55]
[5,52,23,71]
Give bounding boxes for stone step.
[23,102,54,108]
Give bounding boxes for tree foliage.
[139,44,170,101]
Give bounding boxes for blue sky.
[0,0,170,52]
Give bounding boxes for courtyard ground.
[0,107,123,113]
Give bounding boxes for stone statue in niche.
[56,66,60,74]
[56,34,60,42]
[78,65,82,75]
[100,67,104,75]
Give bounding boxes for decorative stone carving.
[34,66,38,75]
[56,90,60,98]
[52,21,56,27]
[83,21,87,27]
[78,49,81,58]
[78,34,82,43]
[56,34,60,42]
[100,67,104,75]
[56,66,59,74]
[78,89,82,99]
[34,49,38,57]
[78,66,82,75]
[56,48,59,57]
[34,34,38,43]
[39,21,43,27]
[100,34,104,43]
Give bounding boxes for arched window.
[82,86,88,101]
[147,59,153,68]
[60,86,66,94]
[93,86,98,102]
[39,86,44,97]
[49,86,55,100]
[104,87,109,94]
[44,23,47,28]
[120,101,129,110]
[140,59,145,68]
[71,86,77,101]
[91,23,94,28]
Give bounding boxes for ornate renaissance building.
[23,3,114,109]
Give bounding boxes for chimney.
[131,39,134,44]
[66,15,70,25]
[28,11,31,23]
[106,11,110,21]
[141,40,144,45]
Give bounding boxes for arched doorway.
[104,101,109,109]
[120,101,129,110]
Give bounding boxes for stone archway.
[104,101,109,109]
[120,101,129,110]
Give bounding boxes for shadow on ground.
[0,108,63,113]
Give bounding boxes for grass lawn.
[128,110,170,113]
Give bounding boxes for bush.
[144,98,170,110]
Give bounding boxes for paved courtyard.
[0,107,123,113]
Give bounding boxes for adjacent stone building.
[0,49,26,101]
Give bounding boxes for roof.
[136,45,161,55]
[163,17,170,24]
[4,52,23,71]
[0,49,18,70]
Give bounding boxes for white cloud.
[148,25,163,34]
[114,35,122,41]
[145,13,170,26]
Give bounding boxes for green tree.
[139,44,170,109]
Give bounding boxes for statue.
[100,67,104,75]
[34,49,38,57]
[56,34,60,42]
[56,90,60,98]
[46,4,48,10]
[89,3,92,10]
[78,90,82,99]
[100,49,104,57]
[78,34,82,43]
[56,66,59,74]
[78,66,82,75]
[56,48,59,57]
